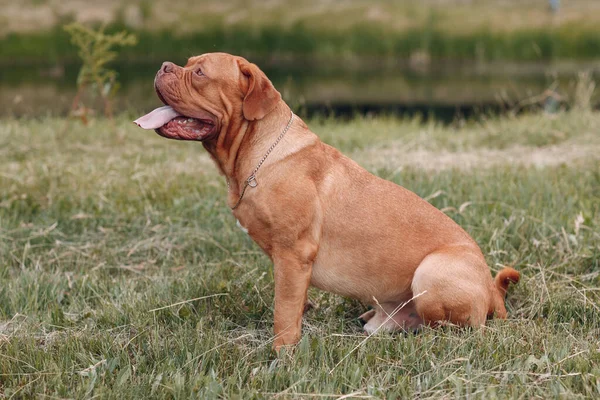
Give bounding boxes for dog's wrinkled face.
[134,52,282,141]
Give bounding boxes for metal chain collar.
[229,111,295,210]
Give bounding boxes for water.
[1,59,598,122]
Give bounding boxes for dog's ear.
[238,60,281,121]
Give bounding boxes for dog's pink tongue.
[134,105,182,129]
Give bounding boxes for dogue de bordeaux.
[134,52,519,351]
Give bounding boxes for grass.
[2,0,600,64]
[3,21,600,66]
[0,111,599,398]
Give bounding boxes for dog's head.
[134,52,282,141]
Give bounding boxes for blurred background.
[1,0,599,122]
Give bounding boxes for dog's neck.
[202,102,298,202]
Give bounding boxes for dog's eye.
[195,68,205,77]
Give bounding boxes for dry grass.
[2,0,600,36]
[355,141,599,172]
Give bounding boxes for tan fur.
[151,52,520,351]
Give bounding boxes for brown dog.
[135,52,519,350]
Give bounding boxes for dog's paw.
[272,341,298,356]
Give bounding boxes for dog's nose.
[161,61,175,74]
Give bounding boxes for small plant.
[64,22,137,123]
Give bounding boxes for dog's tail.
[495,267,520,297]
[490,267,520,319]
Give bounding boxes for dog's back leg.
[411,245,495,327]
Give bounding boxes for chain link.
[230,111,295,210]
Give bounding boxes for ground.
[2,0,600,35]
[0,111,599,398]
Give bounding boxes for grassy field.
[0,111,599,398]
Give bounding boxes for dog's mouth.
[133,88,216,141]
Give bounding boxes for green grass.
[3,22,600,66]
[1,111,599,398]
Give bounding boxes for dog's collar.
[228,111,295,210]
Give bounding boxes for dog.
[134,52,519,351]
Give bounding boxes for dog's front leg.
[272,251,313,352]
